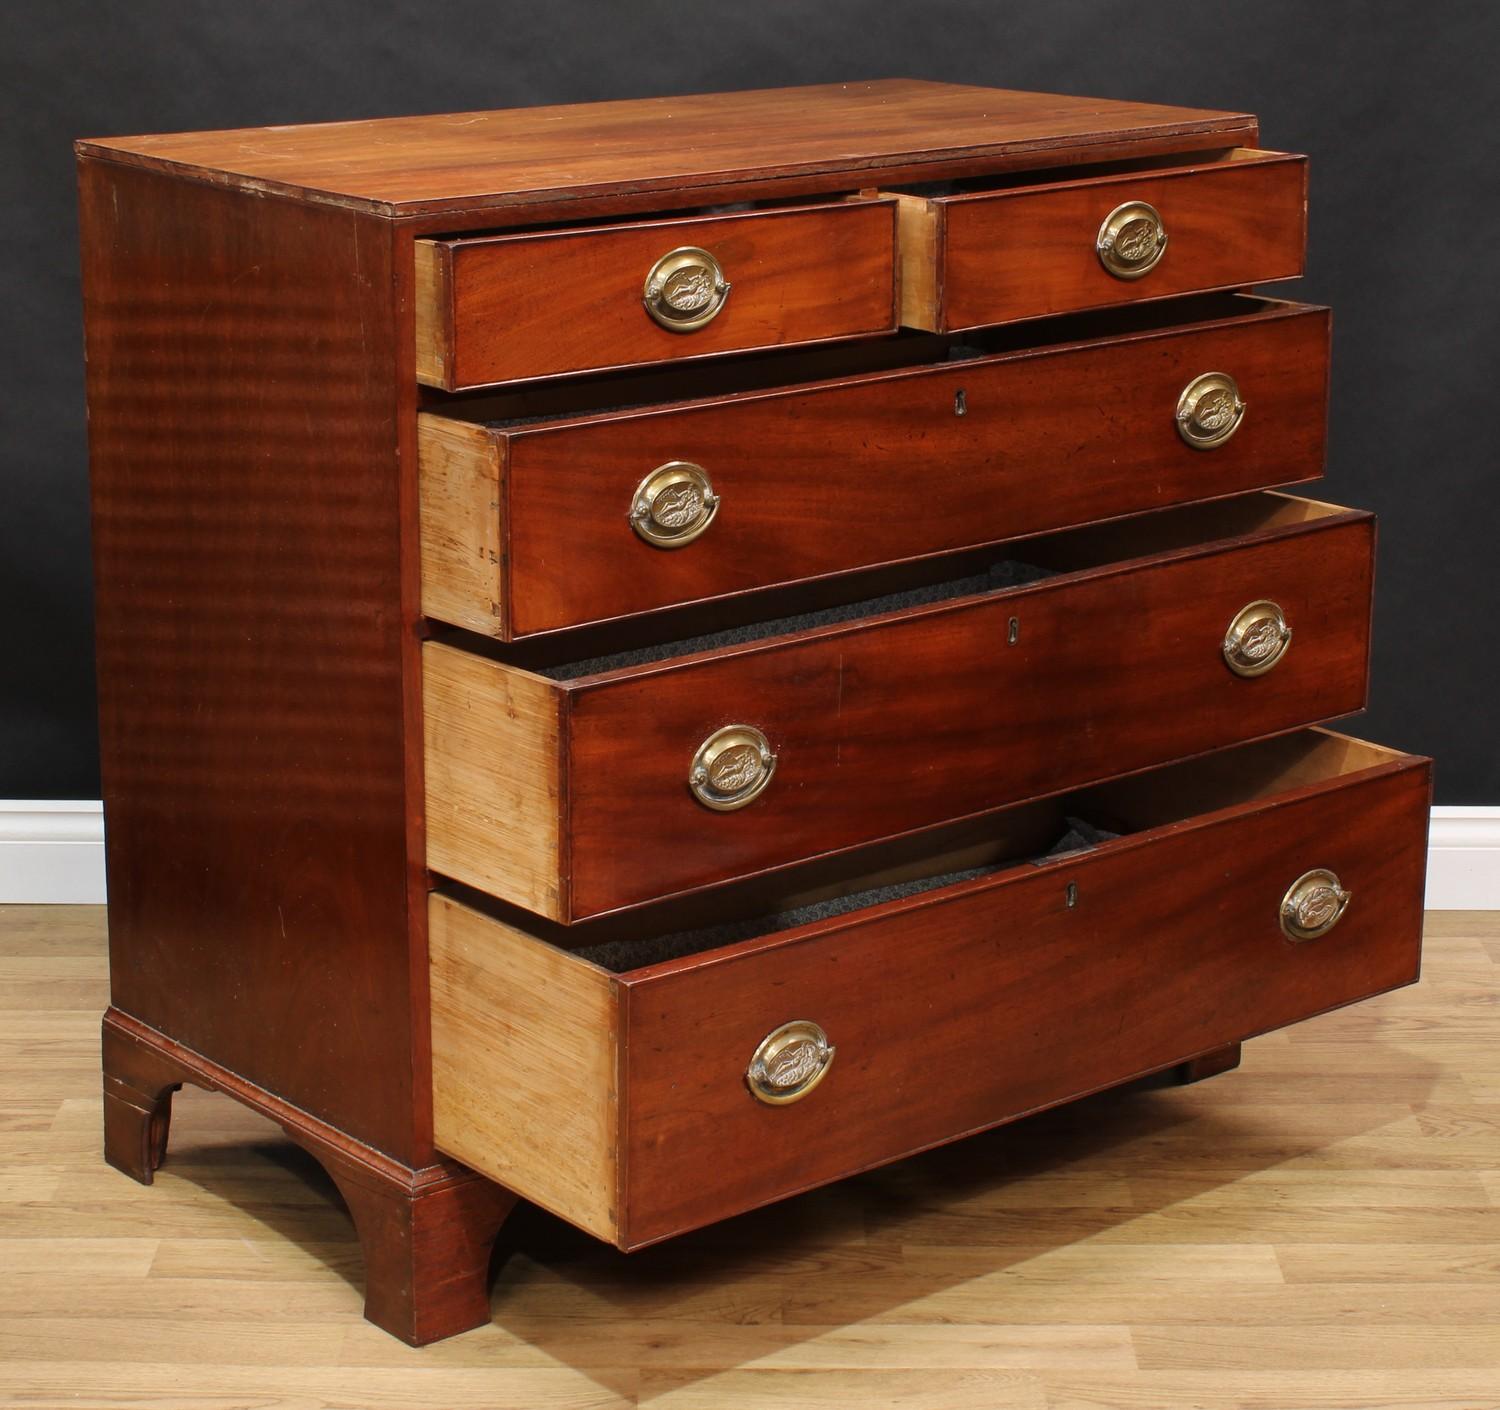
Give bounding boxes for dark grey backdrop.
[4,0,1497,801]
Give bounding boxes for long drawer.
[414,197,899,390]
[893,147,1307,331]
[423,492,1374,921]
[429,729,1430,1250]
[420,294,1330,638]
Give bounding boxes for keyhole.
[954,388,967,417]
[1007,617,1020,645]
[1065,881,1079,909]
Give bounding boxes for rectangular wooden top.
[76,79,1257,219]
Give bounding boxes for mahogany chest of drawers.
[78,79,1430,1345]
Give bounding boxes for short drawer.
[421,294,1329,638]
[423,492,1374,921]
[893,148,1306,331]
[414,197,898,390]
[429,729,1430,1249]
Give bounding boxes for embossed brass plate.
[630,461,720,548]
[1096,199,1168,279]
[746,1020,835,1105]
[1176,371,1246,449]
[689,725,776,811]
[643,246,731,331]
[1223,599,1292,677]
[1280,868,1351,941]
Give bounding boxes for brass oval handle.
[689,725,776,811]
[1096,199,1168,279]
[643,246,731,332]
[1176,371,1246,449]
[630,461,719,548]
[746,1020,835,1105]
[1223,599,1292,677]
[1280,868,1351,941]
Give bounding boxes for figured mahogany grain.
[561,506,1373,918]
[422,498,1375,920]
[424,734,1428,1248]
[615,750,1429,1247]
[76,79,1256,217]
[421,198,897,389]
[920,148,1308,330]
[427,297,1330,638]
[79,160,425,1163]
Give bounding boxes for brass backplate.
[689,724,776,811]
[1280,868,1351,941]
[746,1020,835,1105]
[1096,199,1168,279]
[1223,599,1292,677]
[630,461,719,548]
[1177,371,1246,449]
[643,245,731,332]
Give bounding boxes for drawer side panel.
[430,895,619,1240]
[418,415,507,637]
[423,643,565,919]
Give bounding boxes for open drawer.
[891,147,1307,331]
[414,196,898,390]
[420,293,1329,639]
[429,728,1430,1249]
[424,491,1375,921]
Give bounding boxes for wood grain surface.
[425,732,1429,1250]
[75,79,1257,217]
[423,649,564,919]
[565,498,1373,917]
[616,744,1429,1246]
[417,414,505,635]
[78,159,429,1164]
[918,148,1307,330]
[419,198,897,389]
[6,901,1495,1408]
[426,296,1330,638]
[429,897,617,1242]
[424,496,1375,921]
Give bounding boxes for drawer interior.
[444,728,1413,977]
[881,145,1295,199]
[466,489,1351,682]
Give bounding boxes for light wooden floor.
[2,906,1497,1409]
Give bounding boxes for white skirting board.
[0,801,1497,909]
[0,802,109,904]
[1426,806,1500,911]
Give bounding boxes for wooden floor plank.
[0,905,1496,1409]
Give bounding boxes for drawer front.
[901,149,1307,332]
[617,748,1428,1246]
[415,199,898,390]
[424,298,1329,638]
[563,509,1373,917]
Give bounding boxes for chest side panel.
[79,160,422,1161]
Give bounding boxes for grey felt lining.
[544,558,1055,681]
[573,816,1120,973]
